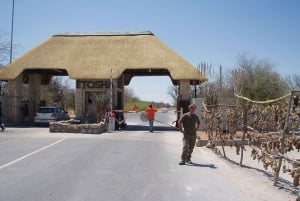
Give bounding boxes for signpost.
[108,69,115,131]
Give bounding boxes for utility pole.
[219,65,222,90]
[10,0,15,63]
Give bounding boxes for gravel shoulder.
[196,131,299,201]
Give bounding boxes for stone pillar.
[112,79,118,110]
[28,74,41,122]
[117,75,124,110]
[75,87,84,120]
[178,80,190,101]
[7,74,23,124]
[177,80,191,120]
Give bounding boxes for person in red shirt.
[145,104,158,132]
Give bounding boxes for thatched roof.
[0,31,207,85]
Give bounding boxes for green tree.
[43,76,75,111]
[231,54,289,101]
[0,31,19,95]
[0,32,11,66]
[124,87,140,103]
[167,85,178,105]
[285,73,300,89]
[201,82,218,105]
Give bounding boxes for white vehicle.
[34,106,70,125]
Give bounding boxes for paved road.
[0,111,294,201]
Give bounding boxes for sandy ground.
[196,131,300,201]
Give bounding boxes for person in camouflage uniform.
[178,103,200,165]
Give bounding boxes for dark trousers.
[0,117,4,131]
[148,119,154,131]
[181,136,196,161]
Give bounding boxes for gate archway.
[0,31,207,125]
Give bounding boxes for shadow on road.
[123,125,178,132]
[185,162,217,169]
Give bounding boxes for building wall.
[75,79,120,123]
[7,74,23,124]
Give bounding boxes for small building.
[0,31,207,125]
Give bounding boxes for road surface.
[0,110,296,201]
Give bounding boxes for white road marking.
[0,138,66,170]
[186,186,192,191]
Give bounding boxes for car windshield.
[37,108,55,113]
[56,107,63,113]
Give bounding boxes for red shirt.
[145,107,158,120]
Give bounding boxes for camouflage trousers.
[181,135,196,162]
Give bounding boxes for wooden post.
[240,100,247,167]
[273,91,292,185]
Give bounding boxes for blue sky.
[1,0,299,104]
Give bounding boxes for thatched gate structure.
[0,31,207,125]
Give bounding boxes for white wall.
[191,98,207,131]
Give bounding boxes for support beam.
[75,88,84,120]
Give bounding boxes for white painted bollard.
[108,117,115,131]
